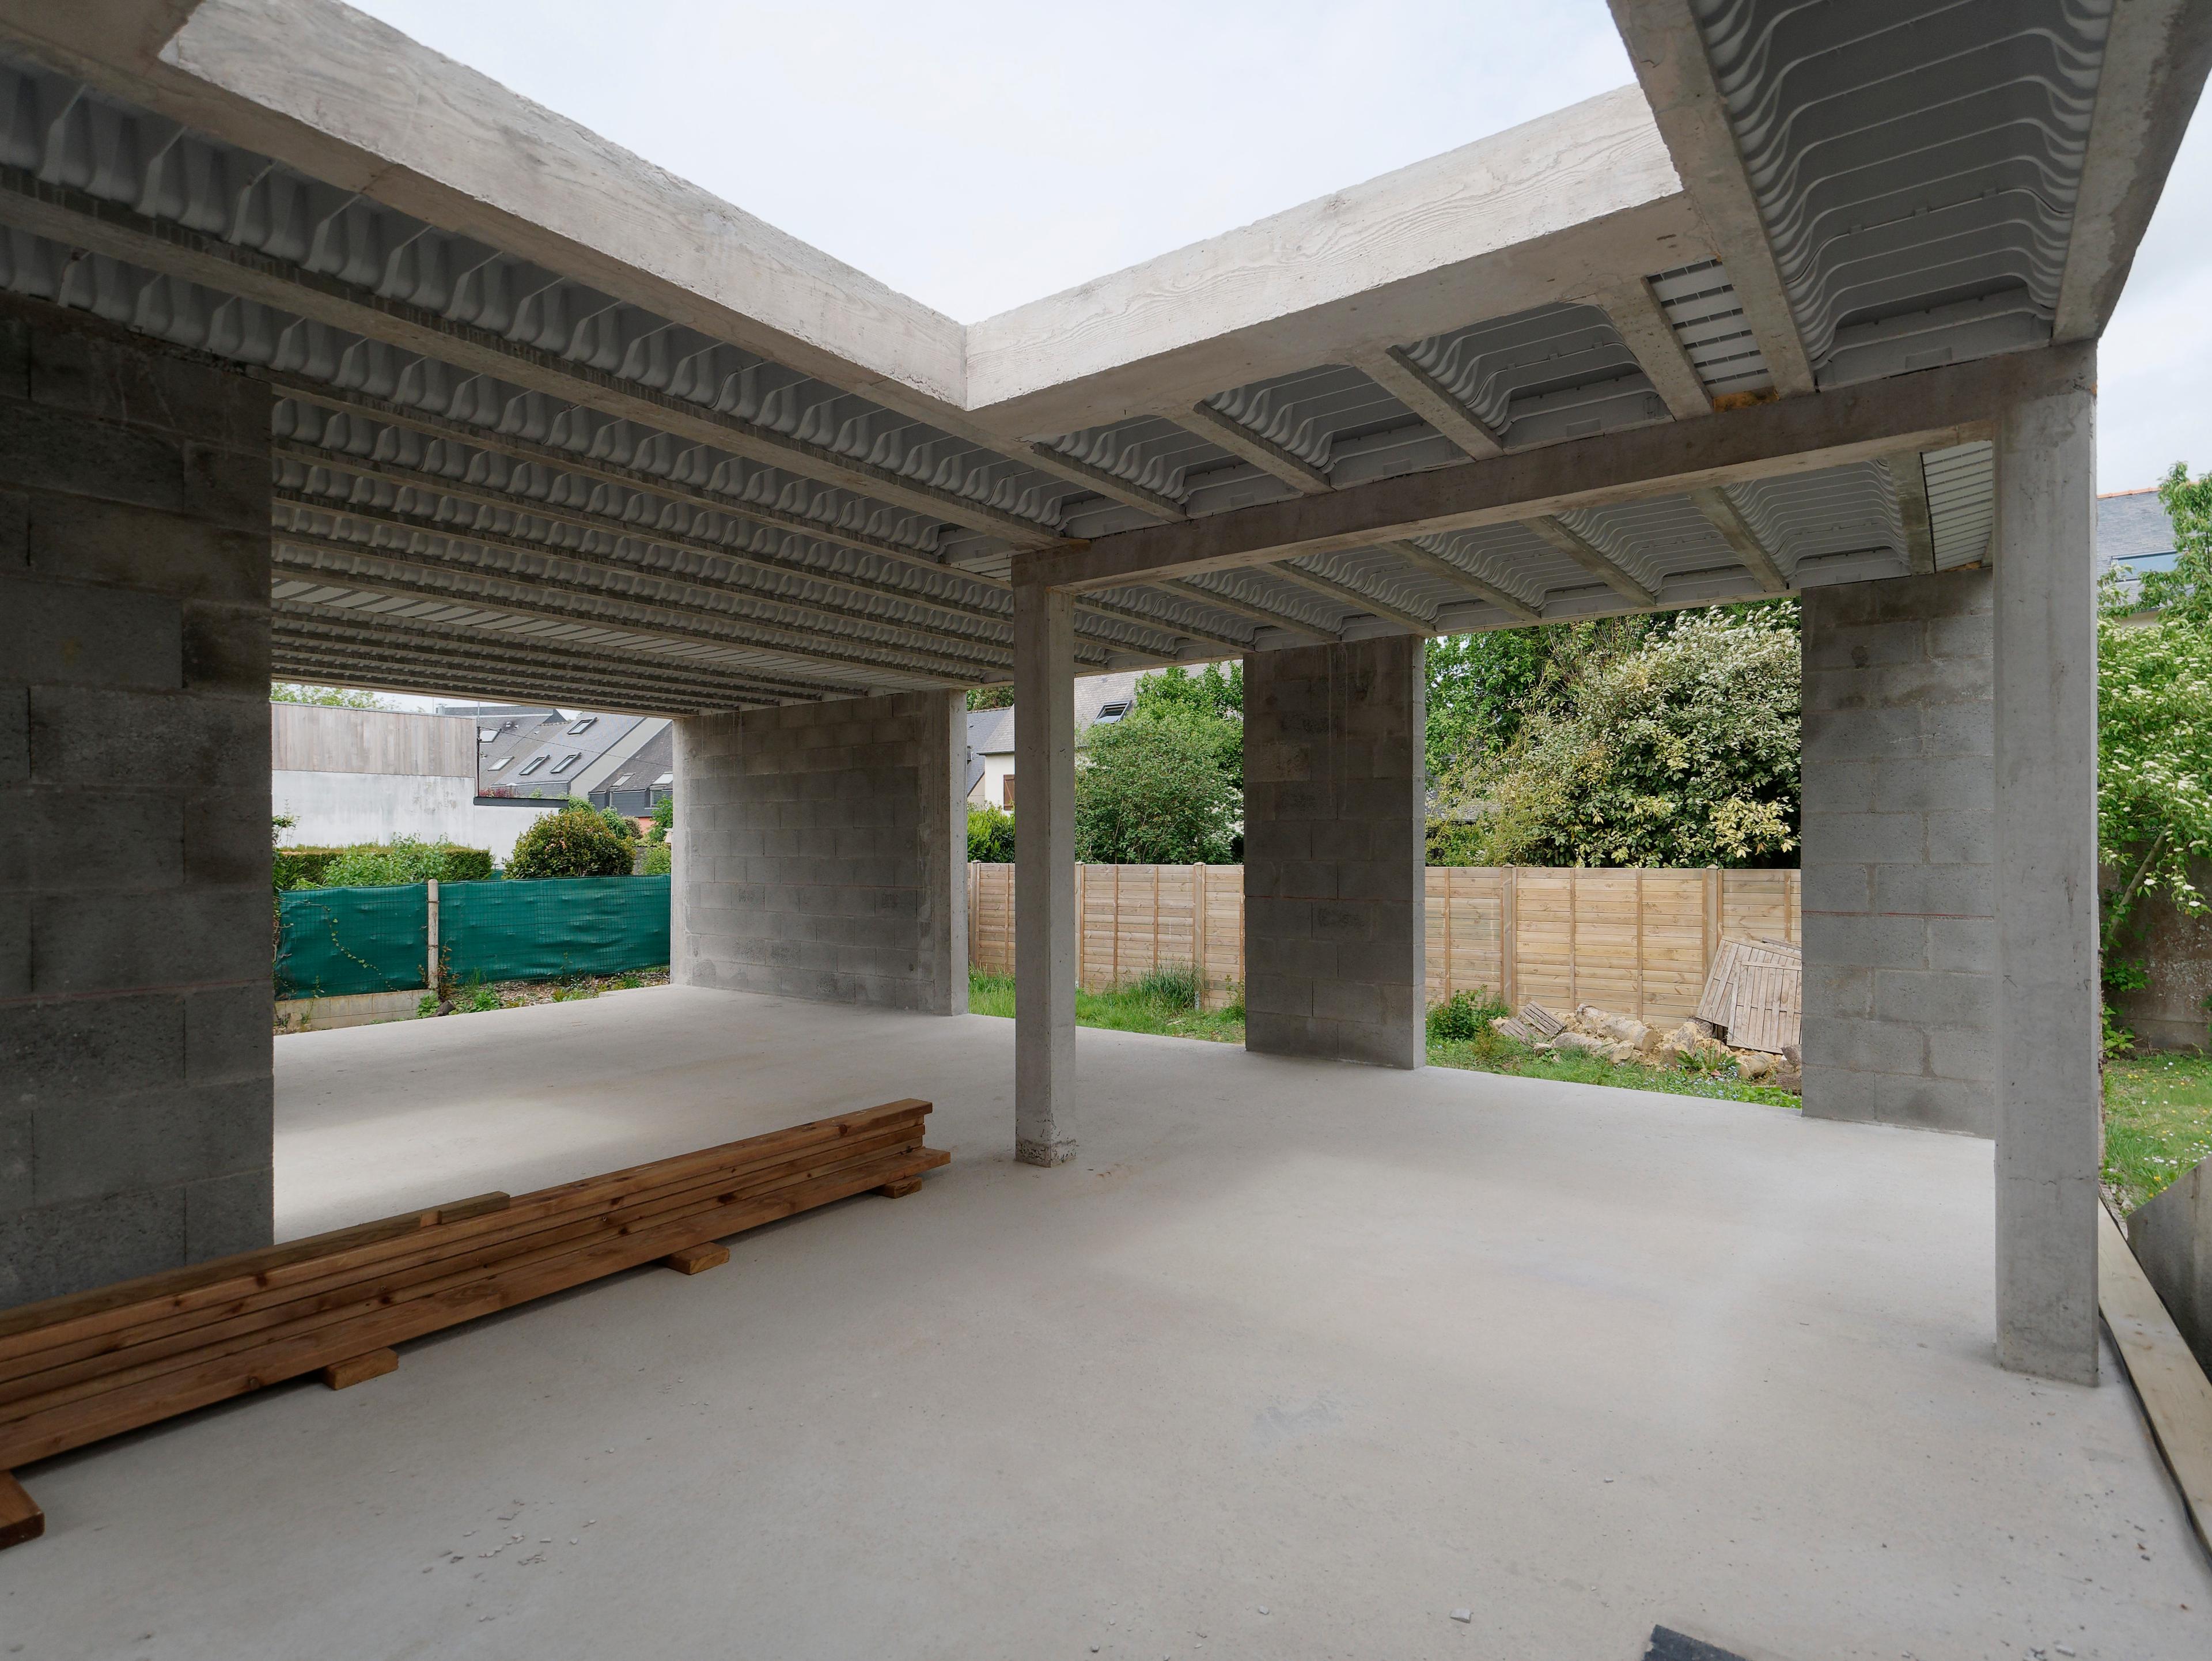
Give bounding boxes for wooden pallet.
[0,1098,946,1548]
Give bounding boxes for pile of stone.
[1491,999,1801,1089]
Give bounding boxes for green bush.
[1127,962,1198,1007]
[647,794,674,844]
[968,804,1016,862]
[1074,712,1238,864]
[272,846,344,891]
[1427,988,1509,1044]
[506,804,637,879]
[641,842,672,876]
[310,837,494,888]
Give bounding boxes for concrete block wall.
[1243,635,1425,1069]
[675,689,965,1012]
[0,300,274,1308]
[1800,569,1997,1136]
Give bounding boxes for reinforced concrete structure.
[2,0,2209,1418]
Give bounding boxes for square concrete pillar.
[673,688,966,1012]
[1992,370,2101,1386]
[1243,635,1425,1069]
[0,300,274,1310]
[1798,570,1997,1135]
[1013,581,1077,1166]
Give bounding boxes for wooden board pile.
[0,1098,947,1550]
[1696,937,1803,1055]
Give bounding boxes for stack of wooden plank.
[1695,937,1802,1054]
[0,1098,946,1550]
[1489,1002,1565,1044]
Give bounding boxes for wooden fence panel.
[967,864,1798,1018]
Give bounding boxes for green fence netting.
[275,883,429,1000]
[441,876,671,985]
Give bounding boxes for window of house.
[479,729,496,743]
[654,773,673,786]
[1002,775,1015,809]
[611,774,631,788]
[550,752,583,775]
[568,717,597,735]
[486,756,512,773]
[517,755,548,777]
[1094,702,1130,723]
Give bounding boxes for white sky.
[336,0,2211,707]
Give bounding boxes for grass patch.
[2103,1050,2212,1214]
[968,967,1245,1044]
[970,971,1796,1105]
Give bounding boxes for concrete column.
[1012,581,1076,1166]
[0,300,274,1309]
[1993,373,2101,1385]
[1243,635,1425,1069]
[673,687,967,1011]
[1799,570,1996,1134]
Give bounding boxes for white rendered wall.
[270,771,560,864]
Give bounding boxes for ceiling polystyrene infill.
[1923,441,1995,569]
[1398,302,1664,449]
[1199,364,1427,475]
[1037,414,1241,506]
[1692,0,2109,387]
[1650,259,1773,398]
[1724,462,1903,578]
[0,54,1070,534]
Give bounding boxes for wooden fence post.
[1634,867,1646,1021]
[1194,864,1208,1008]
[426,878,440,994]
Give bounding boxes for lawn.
[967,971,1799,1108]
[2103,1050,2212,1214]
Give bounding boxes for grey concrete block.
[1927,916,1996,973]
[1804,811,1924,865]
[1802,911,1927,970]
[4,992,185,1104]
[0,1107,28,1212]
[1874,968,1997,1030]
[31,887,270,996]
[1872,757,1988,815]
[1873,1073,1994,1137]
[1873,862,1993,920]
[1802,705,1922,762]
[184,1164,274,1262]
[1800,1013,1927,1075]
[180,599,272,697]
[1801,858,1871,918]
[34,1076,274,1206]
[0,574,183,690]
[1,787,181,891]
[0,1187,185,1311]
[28,495,267,601]
[185,983,274,1084]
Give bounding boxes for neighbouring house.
[2097,486,2182,602]
[964,672,1144,808]
[587,724,675,819]
[441,703,672,846]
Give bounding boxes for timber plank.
[0,1144,946,1470]
[320,1349,398,1390]
[0,1471,40,1549]
[2099,1202,2212,1557]
[661,1243,731,1275]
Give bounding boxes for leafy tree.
[966,685,1015,711]
[647,794,675,844]
[1074,713,1238,864]
[2098,614,2212,954]
[271,683,389,709]
[2127,462,2212,622]
[967,804,1016,862]
[1438,604,1801,867]
[1132,661,1243,788]
[506,804,636,879]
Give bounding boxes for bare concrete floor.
[4,987,2207,1659]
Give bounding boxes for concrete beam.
[1018,343,2089,595]
[1525,516,1658,607]
[1606,0,1817,396]
[1013,581,1077,1167]
[1152,576,1342,645]
[1886,450,1938,577]
[272,504,1030,676]
[0,165,1056,549]
[2053,0,2212,342]
[1268,561,1436,633]
[1993,370,2101,1386]
[1177,403,1335,495]
[270,648,727,716]
[1349,347,1504,461]
[1593,276,1712,421]
[1685,485,1786,593]
[272,532,984,687]
[1380,540,1543,623]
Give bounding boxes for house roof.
[449,705,653,797]
[2097,489,2181,571]
[967,707,1014,756]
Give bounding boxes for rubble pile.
[1493,1000,1802,1091]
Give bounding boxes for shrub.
[506,804,637,879]
[272,846,344,891]
[641,841,672,876]
[968,804,1016,862]
[648,794,675,843]
[1427,988,1509,1044]
[1074,712,1238,864]
[311,837,494,888]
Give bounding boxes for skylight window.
[478,729,496,743]
[517,755,548,776]
[550,752,583,774]
[568,717,597,735]
[611,774,631,788]
[486,756,512,773]
[1095,702,1130,724]
[654,773,674,785]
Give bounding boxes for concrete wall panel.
[0,304,273,1310]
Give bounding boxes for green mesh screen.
[441,876,671,985]
[275,883,430,1000]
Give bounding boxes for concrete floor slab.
[3,987,2207,1659]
